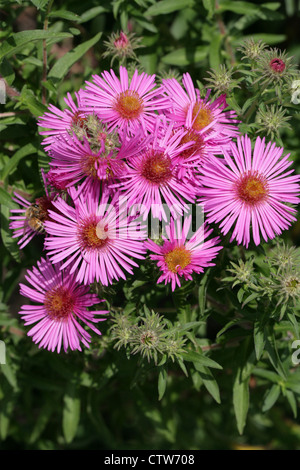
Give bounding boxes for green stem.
[42,0,55,106]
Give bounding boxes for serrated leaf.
[262,384,280,412]
[62,385,81,444]
[161,46,208,66]
[0,30,73,62]
[145,0,194,16]
[48,32,102,81]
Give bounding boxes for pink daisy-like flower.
[113,119,199,221]
[37,91,86,149]
[9,173,59,249]
[19,257,108,353]
[80,66,169,133]
[144,216,222,290]
[47,128,143,194]
[44,186,147,286]
[162,73,239,142]
[198,135,300,248]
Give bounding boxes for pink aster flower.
[9,172,59,249]
[47,127,143,194]
[144,216,222,290]
[80,66,169,133]
[113,119,200,221]
[37,91,86,149]
[44,186,147,286]
[19,257,108,353]
[162,73,239,143]
[198,135,300,248]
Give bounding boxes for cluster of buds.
[110,307,187,364]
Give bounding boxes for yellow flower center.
[44,286,75,320]
[141,151,172,185]
[114,90,144,120]
[164,246,191,273]
[81,154,99,178]
[190,102,213,132]
[236,171,269,205]
[179,129,205,160]
[79,218,109,250]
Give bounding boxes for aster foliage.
[1,1,300,449]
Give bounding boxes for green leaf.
[48,10,80,21]
[30,0,49,9]
[194,364,221,403]
[62,385,81,444]
[242,292,259,307]
[48,32,102,81]
[78,6,109,23]
[19,88,48,117]
[145,0,194,16]
[202,0,215,18]
[233,370,249,435]
[29,399,54,443]
[2,143,37,182]
[0,205,21,262]
[161,46,208,66]
[285,390,297,418]
[0,30,73,62]
[0,187,18,209]
[232,34,286,46]
[198,269,210,316]
[209,34,222,70]
[265,331,287,380]
[158,367,168,400]
[0,58,15,86]
[253,320,266,361]
[253,368,282,384]
[182,350,223,370]
[0,394,14,440]
[262,384,280,412]
[218,1,263,15]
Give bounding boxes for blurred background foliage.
[1,0,300,450]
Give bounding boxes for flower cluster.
[9,64,300,354]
